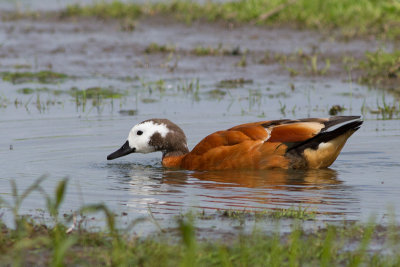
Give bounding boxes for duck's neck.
[162,154,186,168]
[161,145,189,168]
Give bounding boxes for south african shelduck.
[107,116,362,170]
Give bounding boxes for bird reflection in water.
[107,163,353,215]
[162,168,339,189]
[160,168,345,210]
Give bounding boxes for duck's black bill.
[107,141,135,160]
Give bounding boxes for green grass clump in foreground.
[1,71,68,84]
[2,214,400,266]
[62,0,400,39]
[1,177,400,266]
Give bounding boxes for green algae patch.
[1,71,68,84]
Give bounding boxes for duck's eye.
[137,130,143,136]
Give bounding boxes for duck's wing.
[190,116,360,155]
[232,116,361,143]
[183,116,361,170]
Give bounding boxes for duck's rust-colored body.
[107,116,363,170]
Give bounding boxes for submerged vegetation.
[0,71,68,84]
[1,178,400,266]
[61,0,400,39]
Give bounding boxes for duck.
[107,116,363,170]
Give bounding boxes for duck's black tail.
[286,116,363,168]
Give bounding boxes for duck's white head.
[107,119,189,160]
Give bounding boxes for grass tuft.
[144,42,176,54]
[358,49,400,88]
[1,178,400,266]
[60,0,400,39]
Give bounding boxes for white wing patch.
[263,127,272,142]
[127,121,170,153]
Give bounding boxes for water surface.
[0,14,399,232]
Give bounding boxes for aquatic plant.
[1,71,68,84]
[118,109,138,116]
[207,89,226,99]
[177,78,200,94]
[261,50,332,76]
[68,87,126,114]
[16,87,63,96]
[141,79,168,93]
[120,18,136,32]
[235,54,248,67]
[217,206,316,221]
[279,100,287,116]
[71,87,124,99]
[144,42,176,54]
[307,55,331,75]
[359,49,400,88]
[329,105,346,115]
[373,95,400,120]
[191,44,241,56]
[216,78,253,88]
[0,93,10,108]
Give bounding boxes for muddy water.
[0,16,399,232]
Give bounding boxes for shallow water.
[0,15,399,233]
